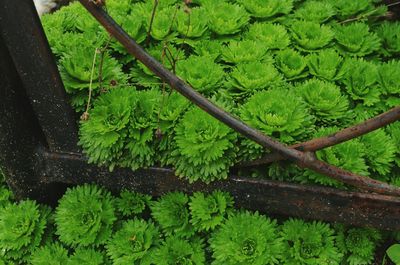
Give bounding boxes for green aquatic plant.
[79,88,133,171]
[110,8,147,56]
[150,192,194,238]
[290,20,334,51]
[280,219,342,265]
[239,88,314,159]
[152,236,205,265]
[295,79,349,124]
[156,92,191,165]
[226,61,283,98]
[334,22,381,57]
[377,60,400,95]
[221,40,270,64]
[175,55,225,94]
[119,89,161,170]
[328,0,375,19]
[307,49,345,82]
[246,23,290,50]
[191,39,223,61]
[387,122,400,167]
[206,2,250,35]
[106,219,160,265]
[0,185,13,208]
[341,58,380,106]
[115,190,152,218]
[274,48,308,80]
[336,226,382,265]
[189,190,233,232]
[209,211,283,265]
[169,107,238,183]
[377,21,400,56]
[360,129,396,176]
[143,6,177,41]
[301,127,369,187]
[60,42,127,111]
[293,1,336,23]
[175,7,208,38]
[237,0,293,19]
[29,243,69,265]
[131,43,185,87]
[55,184,116,247]
[68,248,105,265]
[0,200,48,261]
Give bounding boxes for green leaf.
[189,191,233,232]
[209,211,283,265]
[237,0,293,19]
[387,244,400,264]
[152,236,205,265]
[275,48,308,80]
[174,7,208,38]
[150,192,195,238]
[281,219,342,265]
[307,49,345,82]
[334,22,381,57]
[30,243,69,265]
[246,23,290,50]
[106,219,160,265]
[78,88,134,170]
[341,58,380,106]
[378,60,400,95]
[377,21,400,56]
[176,55,225,94]
[115,190,152,217]
[0,200,48,261]
[293,1,336,23]
[295,79,349,124]
[300,127,369,187]
[335,226,382,265]
[206,2,249,35]
[290,20,334,51]
[221,40,270,64]
[67,248,104,265]
[169,107,237,183]
[55,184,116,247]
[328,0,375,19]
[226,61,283,98]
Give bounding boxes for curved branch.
[78,0,400,197]
[238,106,400,168]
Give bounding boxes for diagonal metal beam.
[0,0,79,153]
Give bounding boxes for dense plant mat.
[41,0,400,187]
[0,180,398,265]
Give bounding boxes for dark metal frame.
[0,0,399,229]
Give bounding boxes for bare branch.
[237,106,400,168]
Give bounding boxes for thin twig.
[78,0,400,197]
[174,3,191,65]
[146,0,159,47]
[339,1,399,24]
[237,106,400,168]
[98,37,112,92]
[387,0,400,7]
[81,48,100,121]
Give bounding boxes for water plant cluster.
[41,0,400,186]
[0,183,395,265]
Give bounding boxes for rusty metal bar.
[78,0,400,196]
[238,106,400,168]
[38,150,400,230]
